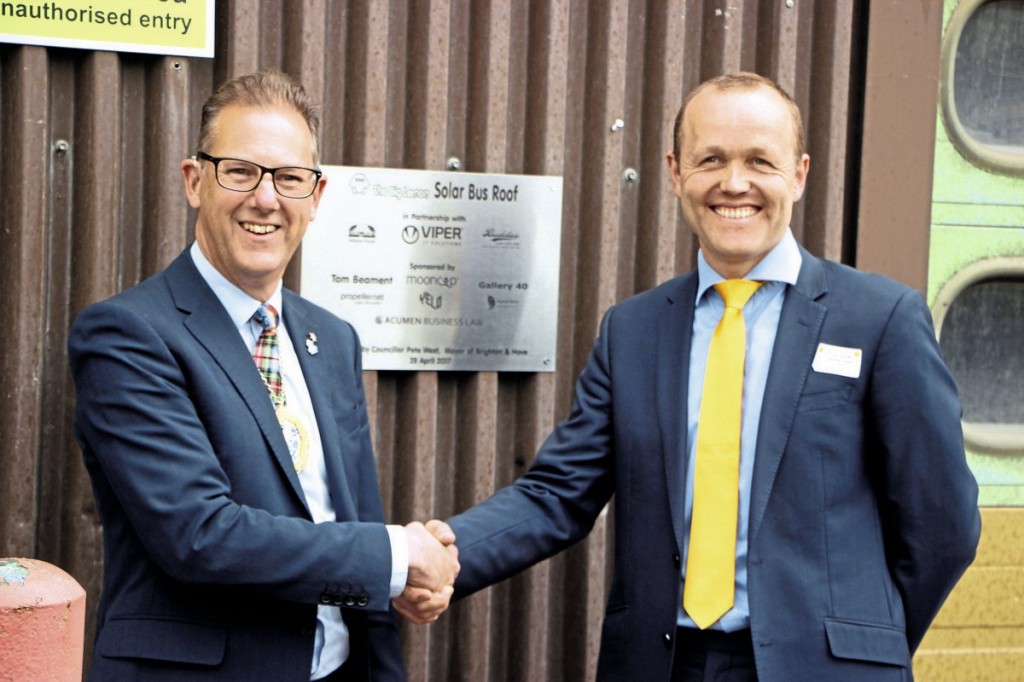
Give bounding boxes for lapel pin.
[306,332,319,356]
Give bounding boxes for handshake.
[396,519,460,624]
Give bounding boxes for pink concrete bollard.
[0,558,86,682]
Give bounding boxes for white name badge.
[811,343,862,379]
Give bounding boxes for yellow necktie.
[684,279,762,629]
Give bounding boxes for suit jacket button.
[357,593,369,607]
[343,595,356,607]
[319,593,333,605]
[663,632,673,647]
[673,554,681,567]
[332,596,345,606]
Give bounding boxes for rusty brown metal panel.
[637,0,690,290]
[221,0,262,78]
[801,0,862,262]
[450,372,501,682]
[0,1,886,680]
[856,0,943,290]
[142,59,197,274]
[0,45,49,559]
[35,53,79,571]
[423,1,454,167]
[57,51,127,668]
[283,0,329,91]
[394,371,442,682]
[549,0,589,416]
[365,0,394,166]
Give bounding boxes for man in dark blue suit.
[69,70,458,681]
[397,72,980,681]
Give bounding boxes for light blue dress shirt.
[678,229,802,632]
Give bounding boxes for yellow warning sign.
[0,0,214,58]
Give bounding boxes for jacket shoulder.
[806,255,920,313]
[606,273,695,318]
[283,289,360,341]
[71,268,177,335]
[822,259,912,294]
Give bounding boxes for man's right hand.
[405,520,459,593]
[397,520,459,624]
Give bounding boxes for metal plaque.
[300,166,563,371]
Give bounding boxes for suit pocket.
[824,618,909,667]
[334,398,363,438]
[796,385,853,413]
[99,616,226,665]
[599,603,630,644]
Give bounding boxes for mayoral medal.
[275,406,310,473]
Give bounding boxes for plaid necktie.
[252,304,285,409]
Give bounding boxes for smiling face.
[181,103,327,301]
[667,84,809,279]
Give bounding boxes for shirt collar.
[695,228,802,304]
[189,241,284,329]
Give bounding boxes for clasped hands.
[395,519,458,624]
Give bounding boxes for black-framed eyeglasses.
[195,151,322,199]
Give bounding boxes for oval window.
[934,260,1024,454]
[941,0,1024,173]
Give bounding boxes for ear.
[665,150,684,198]
[181,157,203,209]
[792,153,810,203]
[308,174,328,221]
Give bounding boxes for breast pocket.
[795,383,854,413]
[334,398,362,437]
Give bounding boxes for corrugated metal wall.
[1,1,871,680]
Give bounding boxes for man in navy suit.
[397,72,980,681]
[69,70,457,681]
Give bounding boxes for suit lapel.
[165,252,309,509]
[748,249,828,542]
[284,293,359,521]
[657,274,698,554]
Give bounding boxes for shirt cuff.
[385,525,409,598]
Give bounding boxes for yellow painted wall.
[921,3,1024,674]
[914,508,1024,680]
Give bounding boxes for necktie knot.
[714,279,761,311]
[252,304,285,410]
[253,303,279,332]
